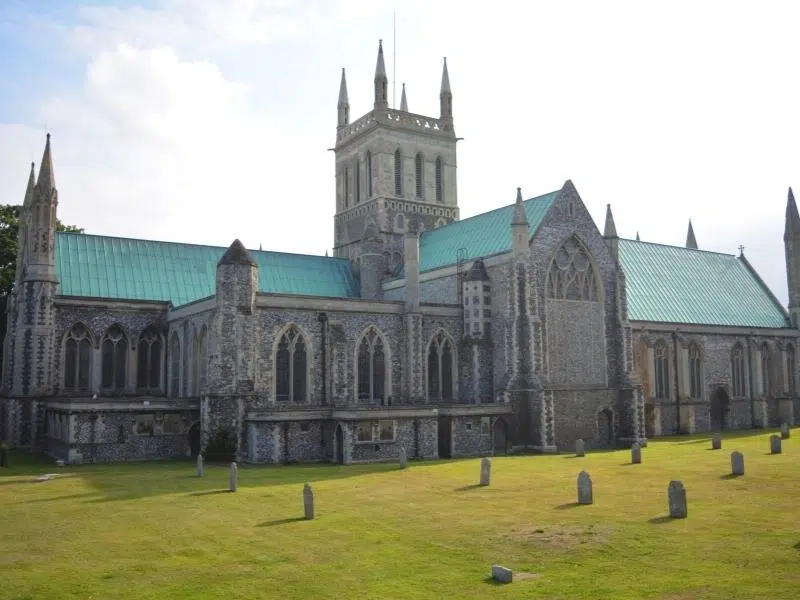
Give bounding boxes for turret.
[460,258,494,403]
[603,204,619,261]
[686,219,698,249]
[215,239,258,313]
[511,187,529,257]
[26,134,59,283]
[439,57,453,132]
[374,40,388,110]
[784,187,800,326]
[357,219,386,301]
[337,68,349,129]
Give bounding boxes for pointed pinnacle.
[338,68,349,106]
[440,57,451,94]
[375,39,387,80]
[686,219,698,249]
[512,187,528,225]
[603,204,618,238]
[636,231,640,241]
[400,83,408,111]
[785,187,800,239]
[36,133,55,191]
[23,161,35,206]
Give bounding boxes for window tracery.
[169,332,181,397]
[731,344,746,397]
[654,341,669,399]
[546,236,598,301]
[64,323,92,391]
[427,331,454,401]
[101,325,128,392]
[357,327,387,403]
[275,325,308,402]
[688,343,702,399]
[137,325,162,392]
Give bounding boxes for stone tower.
[2,135,60,446]
[460,258,494,403]
[784,187,800,327]
[332,41,460,298]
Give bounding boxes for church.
[1,41,798,465]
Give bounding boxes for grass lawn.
[1,429,799,600]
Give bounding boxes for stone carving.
[668,480,687,518]
[730,451,744,476]
[229,462,238,492]
[711,434,721,450]
[491,565,513,583]
[780,423,791,440]
[399,445,407,469]
[480,457,491,486]
[631,443,642,464]
[303,483,314,520]
[770,434,782,454]
[575,439,585,457]
[196,453,204,477]
[577,470,592,505]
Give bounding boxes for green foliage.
[202,429,236,463]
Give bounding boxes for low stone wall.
[450,415,493,457]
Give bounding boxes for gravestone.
[730,451,744,476]
[491,565,513,583]
[631,443,642,464]
[780,423,790,440]
[575,439,585,457]
[577,470,593,505]
[399,445,408,469]
[480,457,491,486]
[303,483,314,520]
[770,434,782,454]
[229,462,238,492]
[196,454,204,477]
[711,434,721,450]
[668,480,687,518]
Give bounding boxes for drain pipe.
[672,331,681,434]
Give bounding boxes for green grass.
[1,429,798,600]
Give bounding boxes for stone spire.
[374,40,388,109]
[23,162,35,206]
[439,57,453,130]
[400,83,408,112]
[337,68,349,128]
[603,204,618,238]
[686,219,698,249]
[785,187,800,241]
[636,232,640,241]
[36,133,56,193]
[511,187,529,256]
[512,187,528,225]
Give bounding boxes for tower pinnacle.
[374,40,388,109]
[337,68,350,128]
[400,83,408,112]
[36,133,55,192]
[785,187,800,240]
[439,57,453,130]
[512,187,528,225]
[686,219,698,249]
[23,162,35,206]
[603,204,618,238]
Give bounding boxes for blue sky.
[1,0,799,306]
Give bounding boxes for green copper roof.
[618,239,788,328]
[54,233,359,306]
[418,190,559,273]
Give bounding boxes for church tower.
[332,41,460,298]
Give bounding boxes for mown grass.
[1,429,798,600]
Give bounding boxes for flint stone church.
[2,42,799,465]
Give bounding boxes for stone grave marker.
[780,423,791,440]
[770,434,782,454]
[668,480,687,518]
[711,434,721,450]
[491,565,513,583]
[303,483,314,520]
[480,457,491,486]
[631,443,642,464]
[577,470,593,505]
[229,462,238,492]
[399,445,408,469]
[730,451,744,476]
[196,454,204,477]
[575,439,585,457]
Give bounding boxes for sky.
[0,0,798,307]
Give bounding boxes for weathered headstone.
[668,480,687,518]
[399,445,407,469]
[575,439,585,457]
[730,451,744,476]
[303,483,314,520]
[780,423,791,440]
[480,457,491,486]
[229,462,238,492]
[196,454,204,477]
[631,443,642,464]
[491,565,513,583]
[577,470,593,505]
[711,434,721,450]
[770,434,782,454]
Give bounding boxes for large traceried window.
[275,325,308,402]
[546,236,598,301]
[427,331,454,401]
[415,153,424,199]
[101,325,128,392]
[688,343,702,399]
[394,149,403,197]
[355,159,361,204]
[435,156,443,202]
[357,327,387,403]
[787,344,796,396]
[760,343,770,396]
[137,325,162,392]
[731,343,746,397]
[654,341,669,399]
[64,323,92,391]
[169,332,181,397]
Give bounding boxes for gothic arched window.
[787,344,796,396]
[760,343,770,396]
[731,344,746,397]
[64,323,92,391]
[546,236,598,301]
[275,325,308,402]
[137,325,162,392]
[653,341,669,399]
[366,151,373,198]
[355,159,361,204]
[101,325,128,392]
[427,331,454,401]
[169,332,181,397]
[357,327,387,403]
[688,343,702,399]
[394,149,403,197]
[344,166,351,207]
[435,156,443,202]
[415,153,424,199]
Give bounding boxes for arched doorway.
[710,387,730,430]
[333,424,344,464]
[492,418,508,455]
[188,422,201,456]
[597,408,614,446]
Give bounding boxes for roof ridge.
[619,237,737,259]
[55,230,350,263]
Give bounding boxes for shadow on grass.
[648,516,676,524]
[793,541,800,550]
[669,428,778,445]
[454,484,483,492]
[719,473,743,480]
[554,502,582,510]
[14,492,99,505]
[188,489,232,497]
[483,576,509,586]
[257,517,307,527]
